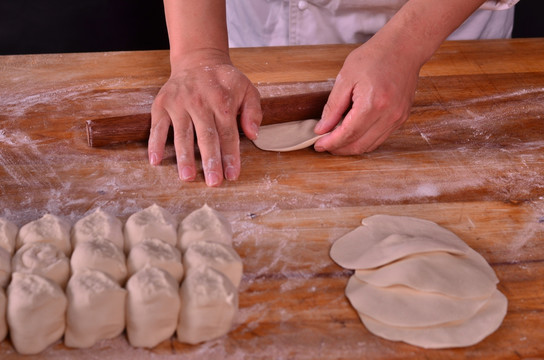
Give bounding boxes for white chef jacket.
[226,0,519,47]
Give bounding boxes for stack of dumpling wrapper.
[330,215,507,349]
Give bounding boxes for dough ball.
[354,249,498,299]
[16,214,72,256]
[177,266,238,345]
[0,288,6,342]
[71,208,124,250]
[330,215,470,270]
[178,204,233,252]
[12,242,70,288]
[124,204,177,253]
[0,217,17,255]
[360,290,508,349]
[126,266,180,348]
[184,241,243,287]
[127,238,183,283]
[65,269,127,348]
[345,276,487,327]
[0,248,10,288]
[70,238,127,285]
[7,272,67,355]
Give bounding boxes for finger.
[328,124,390,155]
[171,111,197,182]
[192,110,223,187]
[326,111,404,155]
[315,75,352,135]
[314,104,377,153]
[148,105,172,166]
[363,113,409,153]
[215,115,241,181]
[239,85,262,141]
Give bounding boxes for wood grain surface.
[0,39,543,359]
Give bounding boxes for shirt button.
[298,0,309,10]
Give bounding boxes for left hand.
[313,40,420,155]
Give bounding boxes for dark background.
[0,0,169,55]
[0,0,543,55]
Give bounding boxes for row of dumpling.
[0,204,243,355]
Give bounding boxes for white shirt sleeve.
[480,0,520,11]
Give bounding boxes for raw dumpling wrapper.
[330,215,470,270]
[354,249,498,299]
[252,119,328,152]
[360,290,508,349]
[345,277,488,327]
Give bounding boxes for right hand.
[148,50,262,187]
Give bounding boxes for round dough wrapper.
[360,290,508,349]
[178,204,232,252]
[7,272,67,355]
[177,266,238,345]
[345,276,488,327]
[0,288,6,342]
[71,208,124,250]
[65,269,127,348]
[252,119,327,152]
[70,238,127,285]
[126,266,181,348]
[16,213,72,256]
[124,204,177,253]
[0,217,17,255]
[127,238,183,283]
[12,242,70,288]
[0,248,10,288]
[354,249,498,299]
[330,215,470,270]
[184,241,243,287]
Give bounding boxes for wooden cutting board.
[0,39,543,359]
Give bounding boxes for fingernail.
[314,121,323,132]
[150,152,159,166]
[225,166,237,181]
[180,166,194,181]
[206,171,221,187]
[251,123,259,139]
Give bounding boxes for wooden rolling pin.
[86,83,333,147]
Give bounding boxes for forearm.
[163,0,229,68]
[372,0,487,69]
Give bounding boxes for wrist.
[169,47,232,73]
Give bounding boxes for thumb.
[315,77,352,134]
[239,85,262,141]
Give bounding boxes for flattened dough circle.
[330,215,470,270]
[359,290,507,349]
[354,249,498,299]
[252,119,327,152]
[345,277,488,327]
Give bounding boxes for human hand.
[313,40,421,155]
[148,51,262,186]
